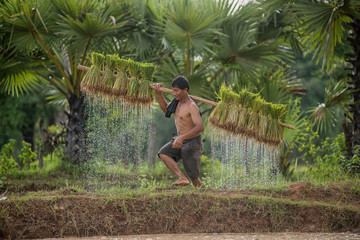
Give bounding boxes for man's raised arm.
[154,83,168,113]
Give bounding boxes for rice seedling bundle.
[100,54,119,97]
[262,103,287,146]
[112,58,129,98]
[209,86,287,147]
[137,63,157,105]
[247,96,263,140]
[209,86,230,129]
[81,52,105,95]
[209,101,227,127]
[125,60,141,104]
[222,90,241,133]
[140,63,157,81]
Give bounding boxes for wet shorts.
[158,135,202,179]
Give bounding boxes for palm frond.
[163,0,222,55]
[56,10,128,43]
[45,89,68,106]
[0,51,41,96]
[309,79,352,133]
[282,98,308,147]
[0,0,53,54]
[0,69,39,97]
[295,0,352,72]
[215,14,282,73]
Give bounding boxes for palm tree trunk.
[345,18,360,158]
[147,123,157,167]
[39,120,45,169]
[65,94,86,164]
[186,34,190,75]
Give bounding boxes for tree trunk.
[65,94,86,164]
[345,18,360,157]
[39,120,45,169]
[147,123,157,167]
[342,122,353,158]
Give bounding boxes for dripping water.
[81,96,154,191]
[209,127,281,190]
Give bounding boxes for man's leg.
[159,153,190,186]
[190,177,202,187]
[181,136,202,188]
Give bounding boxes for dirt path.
[39,232,360,240]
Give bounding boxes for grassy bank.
[1,186,359,239]
[1,155,360,239]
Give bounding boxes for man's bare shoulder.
[186,100,197,108]
[188,101,200,114]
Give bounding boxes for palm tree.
[152,0,224,97]
[150,0,287,98]
[0,0,131,163]
[260,0,360,158]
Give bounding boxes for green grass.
[6,151,75,180]
[3,149,360,198]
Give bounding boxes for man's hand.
[153,83,168,113]
[172,136,184,148]
[153,83,164,93]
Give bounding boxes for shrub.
[301,132,359,182]
[19,141,37,169]
[0,139,18,175]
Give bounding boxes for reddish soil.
[0,182,360,239]
[213,181,360,208]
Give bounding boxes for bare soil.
[38,232,360,240]
[1,181,360,239]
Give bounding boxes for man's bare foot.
[173,178,190,186]
[190,177,202,188]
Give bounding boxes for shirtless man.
[154,76,204,187]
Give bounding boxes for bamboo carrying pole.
[77,65,295,130]
[148,85,218,106]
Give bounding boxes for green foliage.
[47,125,64,136]
[18,141,37,169]
[1,0,131,98]
[0,54,40,97]
[280,98,309,175]
[0,176,5,188]
[163,0,221,56]
[6,146,70,180]
[1,138,67,180]
[309,79,352,134]
[0,139,18,175]
[293,0,356,72]
[299,132,359,183]
[0,92,59,147]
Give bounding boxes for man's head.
[172,76,189,92]
[172,76,190,100]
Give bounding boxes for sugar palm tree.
[0,0,131,163]
[153,0,287,98]
[153,0,224,96]
[261,0,360,158]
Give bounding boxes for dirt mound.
[205,181,360,208]
[1,189,359,239]
[287,181,312,195]
[281,181,360,208]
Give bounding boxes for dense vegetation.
[0,0,359,187]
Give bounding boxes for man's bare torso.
[174,100,199,137]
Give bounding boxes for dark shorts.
[158,135,202,179]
